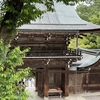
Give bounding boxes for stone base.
[44,97,48,100]
[64,96,69,100]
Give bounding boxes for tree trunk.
[0,25,17,44]
[0,0,23,44]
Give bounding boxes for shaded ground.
[25,78,100,100]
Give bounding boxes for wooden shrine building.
[11,2,100,100]
[72,48,100,92]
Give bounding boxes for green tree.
[0,40,31,100]
[69,0,100,49]
[76,0,100,22]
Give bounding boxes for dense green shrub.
[0,40,31,100]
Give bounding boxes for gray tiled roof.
[70,49,100,71]
[18,2,100,32]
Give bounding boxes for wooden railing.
[83,84,100,92]
[26,48,81,57]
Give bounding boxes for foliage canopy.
[69,0,100,49]
[0,40,31,100]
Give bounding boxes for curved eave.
[79,28,100,33]
[77,57,100,70]
[70,57,100,72]
[77,48,100,70]
[18,2,100,33]
[70,48,100,72]
[18,23,100,33]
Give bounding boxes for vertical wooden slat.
[44,65,49,97]
[86,73,89,84]
[86,73,89,92]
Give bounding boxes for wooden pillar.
[64,63,69,96]
[76,32,79,48]
[35,71,38,91]
[44,65,49,97]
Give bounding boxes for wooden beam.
[49,70,65,73]
[44,65,49,97]
[35,71,38,91]
[64,63,69,96]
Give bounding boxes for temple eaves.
[70,48,100,72]
[18,2,100,33]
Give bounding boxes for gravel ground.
[83,95,100,100]
[26,87,100,100]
